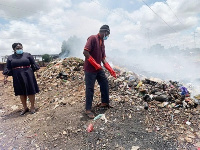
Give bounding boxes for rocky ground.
[0,57,200,150]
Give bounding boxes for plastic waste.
[163,102,169,107]
[93,114,108,123]
[100,114,108,123]
[128,76,135,81]
[182,101,188,108]
[143,94,152,102]
[57,72,68,80]
[194,99,200,105]
[179,86,189,96]
[154,95,168,102]
[93,114,103,121]
[186,121,191,125]
[136,81,142,88]
[87,123,93,132]
[194,94,200,100]
[175,104,182,108]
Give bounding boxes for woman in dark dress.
[3,43,40,115]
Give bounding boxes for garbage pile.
[107,68,200,146]
[35,57,86,108]
[35,57,200,148]
[36,57,200,110]
[37,57,84,93]
[108,70,200,109]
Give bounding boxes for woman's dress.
[3,52,40,96]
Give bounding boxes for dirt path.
[0,81,177,150]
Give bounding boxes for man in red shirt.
[83,25,116,119]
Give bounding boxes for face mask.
[103,35,109,40]
[16,49,23,54]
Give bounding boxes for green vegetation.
[42,54,52,62]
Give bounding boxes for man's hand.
[110,70,117,78]
[104,62,116,78]
[4,75,8,84]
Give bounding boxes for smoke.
[107,44,200,95]
[59,36,85,59]
[63,35,200,95]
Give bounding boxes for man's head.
[99,25,110,40]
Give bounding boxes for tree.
[42,54,52,62]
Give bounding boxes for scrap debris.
[3,57,199,149]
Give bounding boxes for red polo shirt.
[84,34,106,72]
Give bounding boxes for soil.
[0,65,199,150]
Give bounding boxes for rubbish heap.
[36,57,86,108]
[38,57,200,109]
[35,57,200,148]
[108,69,199,109]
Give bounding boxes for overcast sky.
[0,0,200,57]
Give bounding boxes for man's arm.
[102,58,107,65]
[83,50,102,70]
[83,50,90,59]
[102,58,116,78]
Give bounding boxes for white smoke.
[107,44,200,95]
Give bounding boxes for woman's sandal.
[30,109,36,114]
[86,112,95,119]
[20,108,29,116]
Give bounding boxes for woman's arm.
[3,57,12,76]
[3,58,12,84]
[28,53,40,72]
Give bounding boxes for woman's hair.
[12,43,22,50]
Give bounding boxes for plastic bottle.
[87,123,93,132]
[93,114,103,121]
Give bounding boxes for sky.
[0,0,200,57]
[0,0,200,94]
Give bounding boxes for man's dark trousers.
[85,70,109,110]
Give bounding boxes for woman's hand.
[4,75,8,84]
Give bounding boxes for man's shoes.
[86,111,95,119]
[20,108,29,116]
[96,103,113,109]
